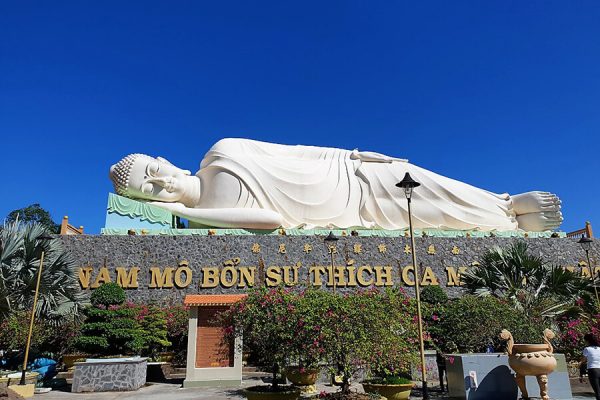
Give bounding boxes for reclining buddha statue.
[109,138,562,231]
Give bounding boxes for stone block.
[71,357,147,393]
[446,353,572,400]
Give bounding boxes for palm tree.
[461,241,594,320]
[0,220,88,321]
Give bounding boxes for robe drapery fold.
[199,138,517,231]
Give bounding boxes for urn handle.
[500,329,514,355]
[543,329,555,354]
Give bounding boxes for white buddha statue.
[109,138,562,231]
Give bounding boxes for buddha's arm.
[149,202,282,229]
[350,149,407,163]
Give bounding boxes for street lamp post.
[20,233,53,386]
[396,172,429,399]
[578,236,599,307]
[324,231,339,293]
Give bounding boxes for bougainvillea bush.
[164,303,189,365]
[364,288,420,381]
[220,287,300,391]
[556,312,600,361]
[220,287,420,396]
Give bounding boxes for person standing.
[583,333,600,399]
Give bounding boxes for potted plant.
[309,289,382,398]
[50,320,85,370]
[361,289,419,400]
[284,288,329,393]
[220,287,300,400]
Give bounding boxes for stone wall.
[59,235,600,303]
[71,358,147,393]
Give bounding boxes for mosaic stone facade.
[60,235,599,303]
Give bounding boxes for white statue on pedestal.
[109,138,562,231]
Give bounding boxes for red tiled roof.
[184,294,247,307]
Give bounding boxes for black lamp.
[324,231,339,243]
[396,172,428,399]
[396,172,421,200]
[579,236,593,252]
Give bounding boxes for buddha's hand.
[148,201,188,215]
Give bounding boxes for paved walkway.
[32,377,597,399]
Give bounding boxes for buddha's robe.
[198,138,517,231]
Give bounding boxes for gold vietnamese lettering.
[401,265,415,286]
[421,266,439,286]
[174,263,193,288]
[115,267,140,288]
[91,267,112,288]
[200,267,219,288]
[150,267,174,288]
[220,266,238,287]
[445,266,467,286]
[356,265,374,286]
[346,266,358,286]
[266,266,282,286]
[373,266,394,286]
[327,266,347,287]
[309,266,327,286]
[238,267,256,287]
[78,266,94,289]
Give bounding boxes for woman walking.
[583,333,600,399]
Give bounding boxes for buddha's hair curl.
[109,153,155,196]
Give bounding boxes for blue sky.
[1,1,598,234]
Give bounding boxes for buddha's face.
[124,156,192,202]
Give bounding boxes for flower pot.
[285,367,319,386]
[243,385,301,400]
[157,351,175,363]
[62,354,86,370]
[6,372,39,386]
[500,329,557,400]
[285,366,319,394]
[362,382,413,400]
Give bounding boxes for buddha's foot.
[513,191,563,231]
[517,210,563,231]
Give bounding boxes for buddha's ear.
[156,156,174,166]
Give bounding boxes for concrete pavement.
[32,376,598,399]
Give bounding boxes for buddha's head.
[109,154,193,203]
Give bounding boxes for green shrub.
[134,304,171,359]
[90,282,126,307]
[76,284,144,356]
[0,311,50,352]
[420,285,448,305]
[427,295,541,353]
[75,305,145,356]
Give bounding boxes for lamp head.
[324,231,339,243]
[396,172,421,199]
[578,235,593,252]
